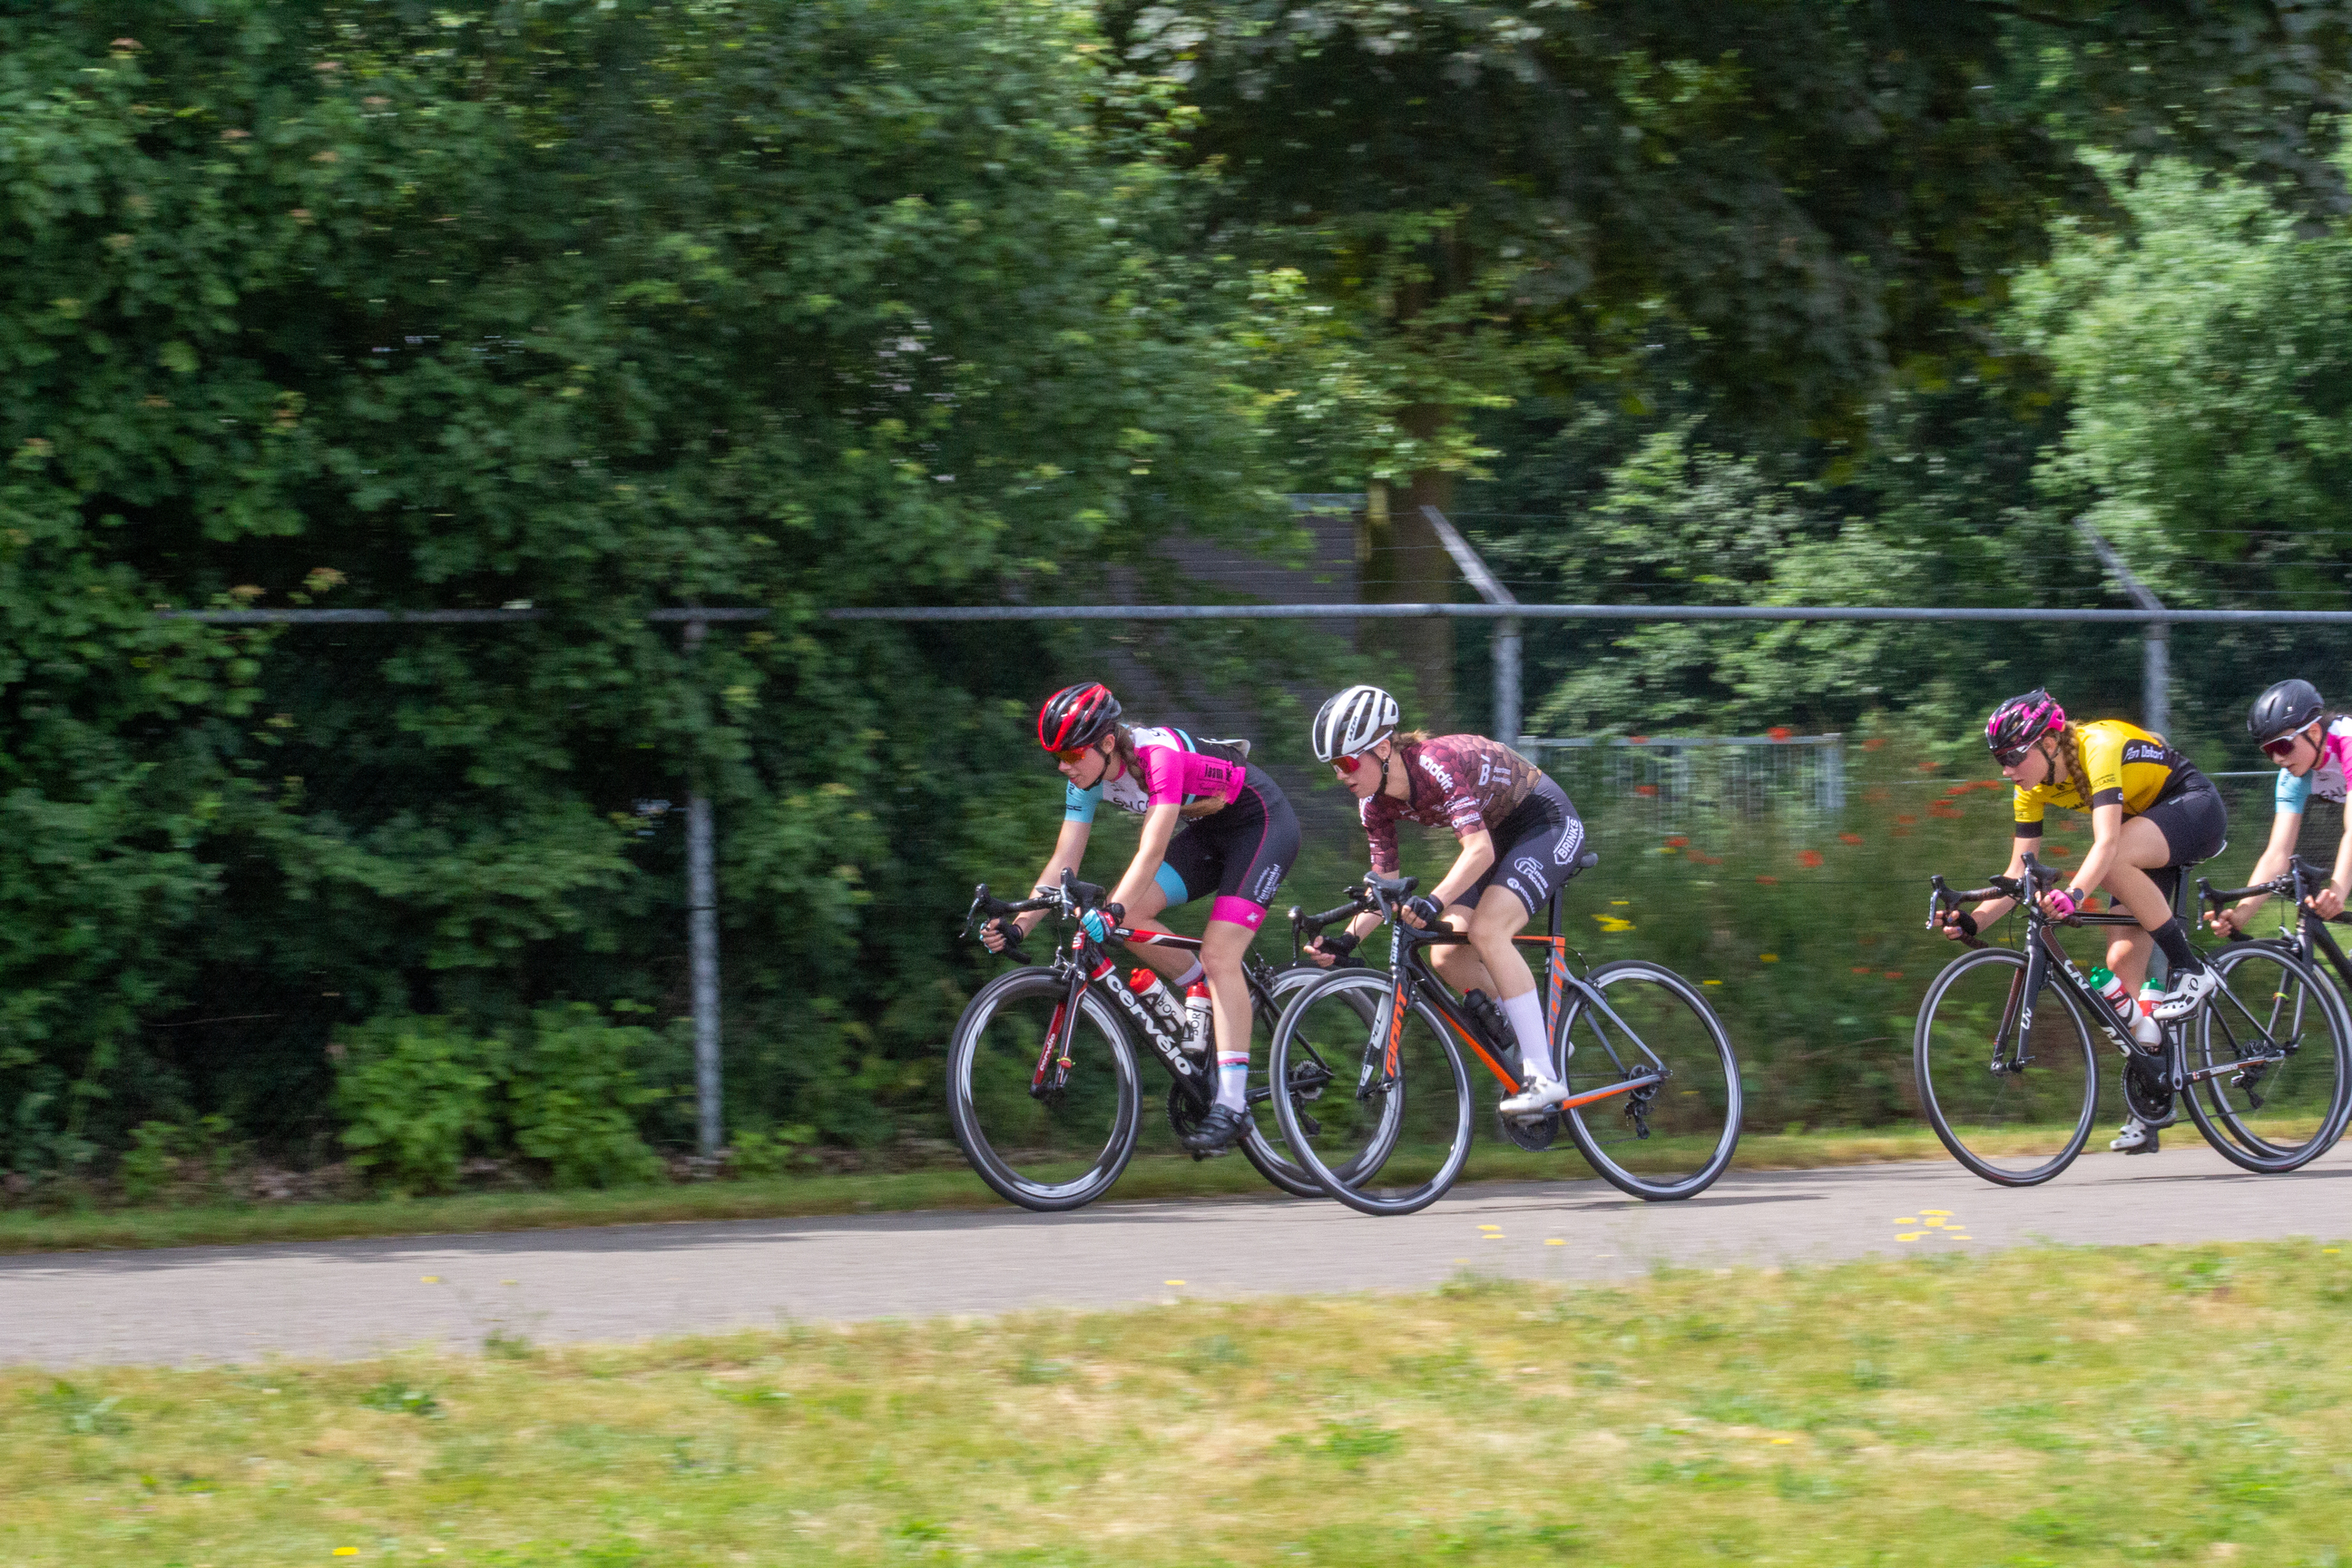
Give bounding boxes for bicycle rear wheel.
[946,967,1140,1211]
[1914,946,2096,1186]
[2188,942,2352,1172]
[1267,968,1473,1216]
[1557,960,1742,1200]
[1233,964,1375,1198]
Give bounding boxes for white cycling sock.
[1172,958,1206,990]
[1215,1053,1250,1112]
[1499,988,1552,1082]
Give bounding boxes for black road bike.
[945,870,1363,1211]
[2194,854,2352,1165]
[1264,864,1742,1217]
[1916,853,2352,1186]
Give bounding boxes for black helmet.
[1985,688,2065,756]
[1037,682,1122,752]
[2248,679,2325,747]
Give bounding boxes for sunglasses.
[1331,754,1367,777]
[1994,744,2034,769]
[1051,745,1095,766]
[2262,733,2305,761]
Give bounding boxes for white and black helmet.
[1311,684,1401,762]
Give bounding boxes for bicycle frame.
[967,873,1286,1110]
[1349,879,1667,1113]
[1932,856,2292,1098]
[2202,853,2352,994]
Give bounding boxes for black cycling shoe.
[1179,1102,1250,1156]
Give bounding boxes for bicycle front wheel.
[1557,960,1742,1200]
[1233,963,1376,1199]
[1914,946,2097,1187]
[1267,968,1473,1216]
[2188,941,2352,1173]
[946,967,1140,1211]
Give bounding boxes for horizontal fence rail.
[154,603,2352,626]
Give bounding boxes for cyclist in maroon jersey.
[1301,684,1588,1119]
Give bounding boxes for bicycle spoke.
[1560,961,1741,1200]
[948,971,1139,1210]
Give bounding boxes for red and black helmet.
[1037,682,1122,752]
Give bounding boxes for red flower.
[1917,760,1943,771]
[1927,802,1963,819]
[1851,965,1874,974]
[1767,726,1793,742]
[1798,849,1825,869]
[1756,875,1779,885]
[1665,836,1690,848]
[1838,832,1864,846]
[1895,814,1918,827]
[1862,737,1887,751]
[1883,971,1904,981]
[2043,843,2073,858]
[1634,784,1659,797]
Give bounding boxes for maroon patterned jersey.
[1359,735,1545,873]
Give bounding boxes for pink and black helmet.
[1985,689,2065,756]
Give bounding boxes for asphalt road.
[6,1141,2350,1367]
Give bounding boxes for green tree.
[0,0,1286,1179]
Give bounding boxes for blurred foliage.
[5,0,2352,1193]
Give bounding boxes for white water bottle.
[2134,977,2164,1049]
[1129,967,1180,1039]
[1181,981,1213,1057]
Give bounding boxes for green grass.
[7,1241,2352,1565]
[0,1127,1978,1256]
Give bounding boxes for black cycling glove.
[1403,895,1443,928]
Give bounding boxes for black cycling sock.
[2153,916,2204,976]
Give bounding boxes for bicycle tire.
[1267,967,1473,1216]
[2187,941,2352,1173]
[1556,959,1742,1200]
[1913,946,2097,1187]
[1231,964,1364,1199]
[946,966,1140,1211]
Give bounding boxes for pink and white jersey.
[2278,716,2352,812]
[1063,727,1249,822]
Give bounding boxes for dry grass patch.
[5,1243,2351,1564]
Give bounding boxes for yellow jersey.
[2012,720,2190,837]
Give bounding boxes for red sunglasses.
[1331,754,1367,776]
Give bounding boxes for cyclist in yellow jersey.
[1933,689,2229,1154]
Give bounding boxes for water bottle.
[2135,976,2165,1049]
[2091,966,2133,1030]
[1181,981,1214,1057]
[1129,967,1181,1038]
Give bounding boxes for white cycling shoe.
[2151,967,2219,1022]
[2109,1118,2160,1155]
[1499,1076,1571,1120]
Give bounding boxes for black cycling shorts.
[2141,772,2228,910]
[1461,774,1588,917]
[1155,767,1301,933]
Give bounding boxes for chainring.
[1166,1080,1233,1159]
[2124,1053,2177,1126]
[1497,1106,1562,1152]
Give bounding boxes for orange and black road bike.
[946,869,1371,1212]
[1266,862,1742,1217]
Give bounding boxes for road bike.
[945,869,1362,1211]
[2193,854,2352,1165]
[1916,853,2351,1186]
[1264,863,1742,1217]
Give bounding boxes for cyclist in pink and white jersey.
[1300,684,1589,1122]
[980,682,1300,1153]
[2210,678,2352,935]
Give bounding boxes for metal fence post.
[1419,506,1523,740]
[2079,523,2170,737]
[683,617,722,1160]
